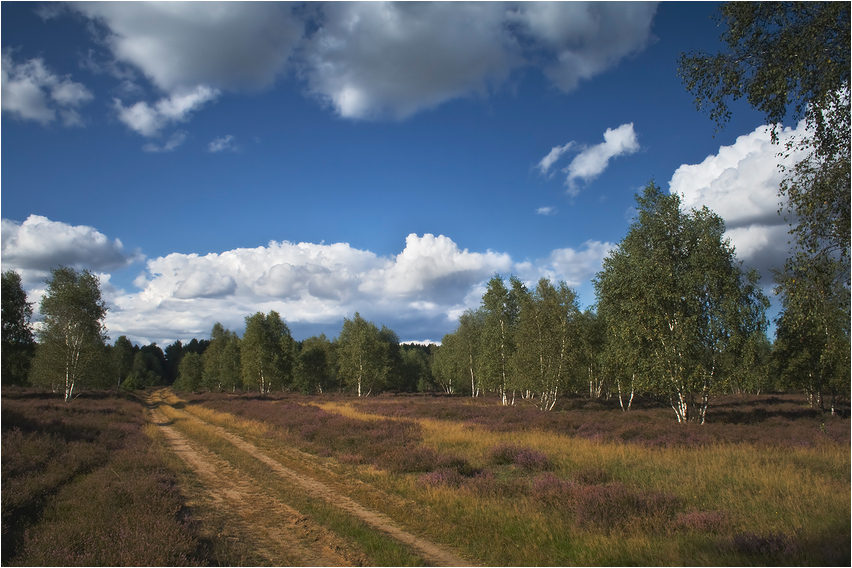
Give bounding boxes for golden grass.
[315,398,850,565]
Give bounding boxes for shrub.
[489,443,551,471]
[530,473,578,508]
[573,482,680,533]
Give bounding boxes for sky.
[1,1,804,347]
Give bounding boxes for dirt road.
[145,389,471,567]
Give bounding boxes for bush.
[489,443,552,471]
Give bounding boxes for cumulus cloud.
[114,85,219,137]
[668,121,810,280]
[1,215,142,284]
[1,50,93,126]
[68,1,657,122]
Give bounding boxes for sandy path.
[148,401,362,566]
[146,389,472,567]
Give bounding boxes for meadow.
[2,387,849,566]
[183,390,850,566]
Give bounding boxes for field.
[2,387,849,566]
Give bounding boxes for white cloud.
[70,1,658,122]
[536,206,557,216]
[114,85,219,137]
[301,2,658,120]
[563,123,640,195]
[536,142,575,177]
[143,130,188,153]
[208,134,236,153]
[668,121,810,280]
[1,215,142,285]
[538,240,616,287]
[1,50,93,126]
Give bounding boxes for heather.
[349,392,850,447]
[1,388,209,566]
[181,391,475,475]
[181,390,850,565]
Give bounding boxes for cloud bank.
[67,1,658,125]
[668,121,811,281]
[1,215,612,345]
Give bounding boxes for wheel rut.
[146,389,472,567]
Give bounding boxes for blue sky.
[2,1,801,346]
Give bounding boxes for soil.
[145,389,471,567]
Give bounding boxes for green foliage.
[29,267,110,401]
[174,351,204,392]
[773,261,850,414]
[336,312,394,397]
[479,275,521,404]
[111,335,137,388]
[202,322,242,391]
[511,278,581,410]
[1,270,35,385]
[295,333,337,394]
[433,309,484,396]
[679,3,850,401]
[241,311,294,393]
[595,182,769,423]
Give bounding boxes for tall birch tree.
[30,267,109,401]
[336,312,390,397]
[241,311,292,394]
[595,182,768,423]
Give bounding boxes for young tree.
[479,275,520,405]
[336,312,391,397]
[2,270,35,385]
[30,267,109,401]
[595,182,769,423]
[773,261,850,414]
[241,311,293,394]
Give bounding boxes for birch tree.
[595,182,768,423]
[30,267,109,401]
[336,312,391,397]
[512,278,580,410]
[479,275,520,405]
[241,311,292,394]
